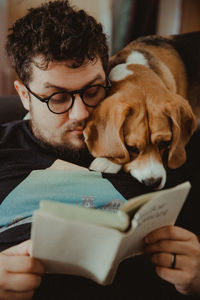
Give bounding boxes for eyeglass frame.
[25,76,111,114]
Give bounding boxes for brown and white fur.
[84,32,199,189]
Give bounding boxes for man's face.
[22,58,106,153]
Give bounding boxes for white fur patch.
[127,51,149,67]
[109,64,133,81]
[109,50,149,82]
[130,155,166,189]
[89,158,122,173]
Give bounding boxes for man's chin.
[31,128,86,154]
[66,139,87,152]
[64,133,86,151]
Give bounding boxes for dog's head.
[84,68,196,189]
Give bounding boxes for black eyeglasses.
[25,77,111,114]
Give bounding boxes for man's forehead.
[29,56,105,90]
[32,56,99,71]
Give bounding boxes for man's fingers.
[175,284,191,295]
[151,252,178,269]
[155,266,194,287]
[145,225,195,244]
[0,242,44,299]
[0,255,45,275]
[145,240,192,256]
[151,252,193,270]
[3,273,42,292]
[0,290,34,300]
[3,240,32,256]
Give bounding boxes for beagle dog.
[84,32,199,189]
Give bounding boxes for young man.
[1,1,200,299]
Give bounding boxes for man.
[0,1,200,299]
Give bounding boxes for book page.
[121,191,157,217]
[40,200,130,231]
[31,181,191,285]
[118,181,191,259]
[31,210,123,284]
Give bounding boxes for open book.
[31,181,190,285]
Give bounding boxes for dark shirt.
[0,120,199,300]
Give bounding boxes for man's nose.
[68,95,90,121]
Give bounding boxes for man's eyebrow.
[43,74,105,91]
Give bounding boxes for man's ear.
[14,80,30,111]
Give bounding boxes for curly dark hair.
[6,0,109,85]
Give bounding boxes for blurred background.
[0,0,200,96]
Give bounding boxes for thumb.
[2,240,32,256]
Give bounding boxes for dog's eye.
[126,144,140,154]
[158,141,170,151]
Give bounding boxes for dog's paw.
[89,158,122,173]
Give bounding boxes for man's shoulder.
[0,119,28,143]
[0,119,40,153]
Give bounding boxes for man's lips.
[68,127,84,134]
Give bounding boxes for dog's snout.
[142,177,162,189]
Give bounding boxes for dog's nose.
[142,177,162,189]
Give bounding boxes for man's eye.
[85,87,99,97]
[158,141,170,151]
[50,94,70,104]
[126,144,140,154]
[51,98,65,103]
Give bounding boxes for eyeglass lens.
[48,85,107,113]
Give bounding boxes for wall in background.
[156,0,182,35]
[112,0,159,55]
[8,0,112,41]
[1,0,200,95]
[0,0,13,95]
[156,0,200,35]
[180,0,200,33]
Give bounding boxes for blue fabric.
[0,170,126,227]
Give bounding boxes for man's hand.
[145,225,200,296]
[0,240,45,300]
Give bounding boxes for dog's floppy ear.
[166,95,196,168]
[84,96,131,164]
